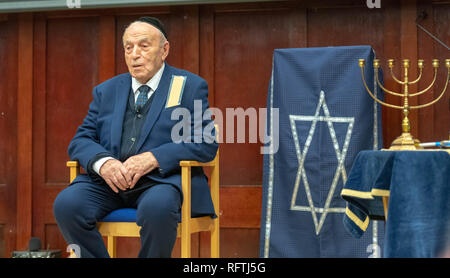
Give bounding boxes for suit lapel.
[136,63,172,152]
[110,73,131,157]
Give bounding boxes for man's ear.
[162,41,170,61]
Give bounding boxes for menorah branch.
[411,69,450,109]
[389,68,406,85]
[409,68,438,97]
[359,66,402,109]
[407,67,423,85]
[375,69,404,97]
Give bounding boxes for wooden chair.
[66,143,219,258]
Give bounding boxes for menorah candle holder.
[359,58,450,150]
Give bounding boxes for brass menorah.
[359,58,450,150]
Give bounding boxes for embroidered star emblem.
[289,90,354,235]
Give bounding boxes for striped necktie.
[136,85,150,111]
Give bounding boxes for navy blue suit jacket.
[68,63,218,217]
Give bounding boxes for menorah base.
[389,132,423,150]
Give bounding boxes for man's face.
[123,22,169,84]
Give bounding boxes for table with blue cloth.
[341,150,450,257]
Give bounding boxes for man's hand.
[99,159,132,193]
[123,152,159,189]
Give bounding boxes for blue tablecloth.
[341,150,450,257]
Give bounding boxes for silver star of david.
[289,90,354,235]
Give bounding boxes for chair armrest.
[180,148,219,168]
[179,160,217,167]
[67,160,80,183]
[66,161,79,167]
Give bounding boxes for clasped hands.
[99,152,159,193]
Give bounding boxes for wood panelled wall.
[0,0,449,257]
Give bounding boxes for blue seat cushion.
[100,208,137,222]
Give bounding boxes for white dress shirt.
[92,63,165,175]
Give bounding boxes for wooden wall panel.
[212,5,306,186]
[220,228,260,257]
[219,186,261,228]
[1,0,447,258]
[382,1,403,148]
[307,2,402,148]
[16,13,34,251]
[401,0,420,139]
[99,15,116,83]
[45,16,100,183]
[0,14,17,257]
[32,15,101,255]
[432,3,450,140]
[417,1,450,142]
[0,225,4,256]
[307,5,384,49]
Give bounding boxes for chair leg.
[181,166,192,258]
[181,233,191,258]
[382,196,389,220]
[211,220,220,258]
[107,236,117,258]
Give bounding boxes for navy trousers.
[53,180,181,258]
